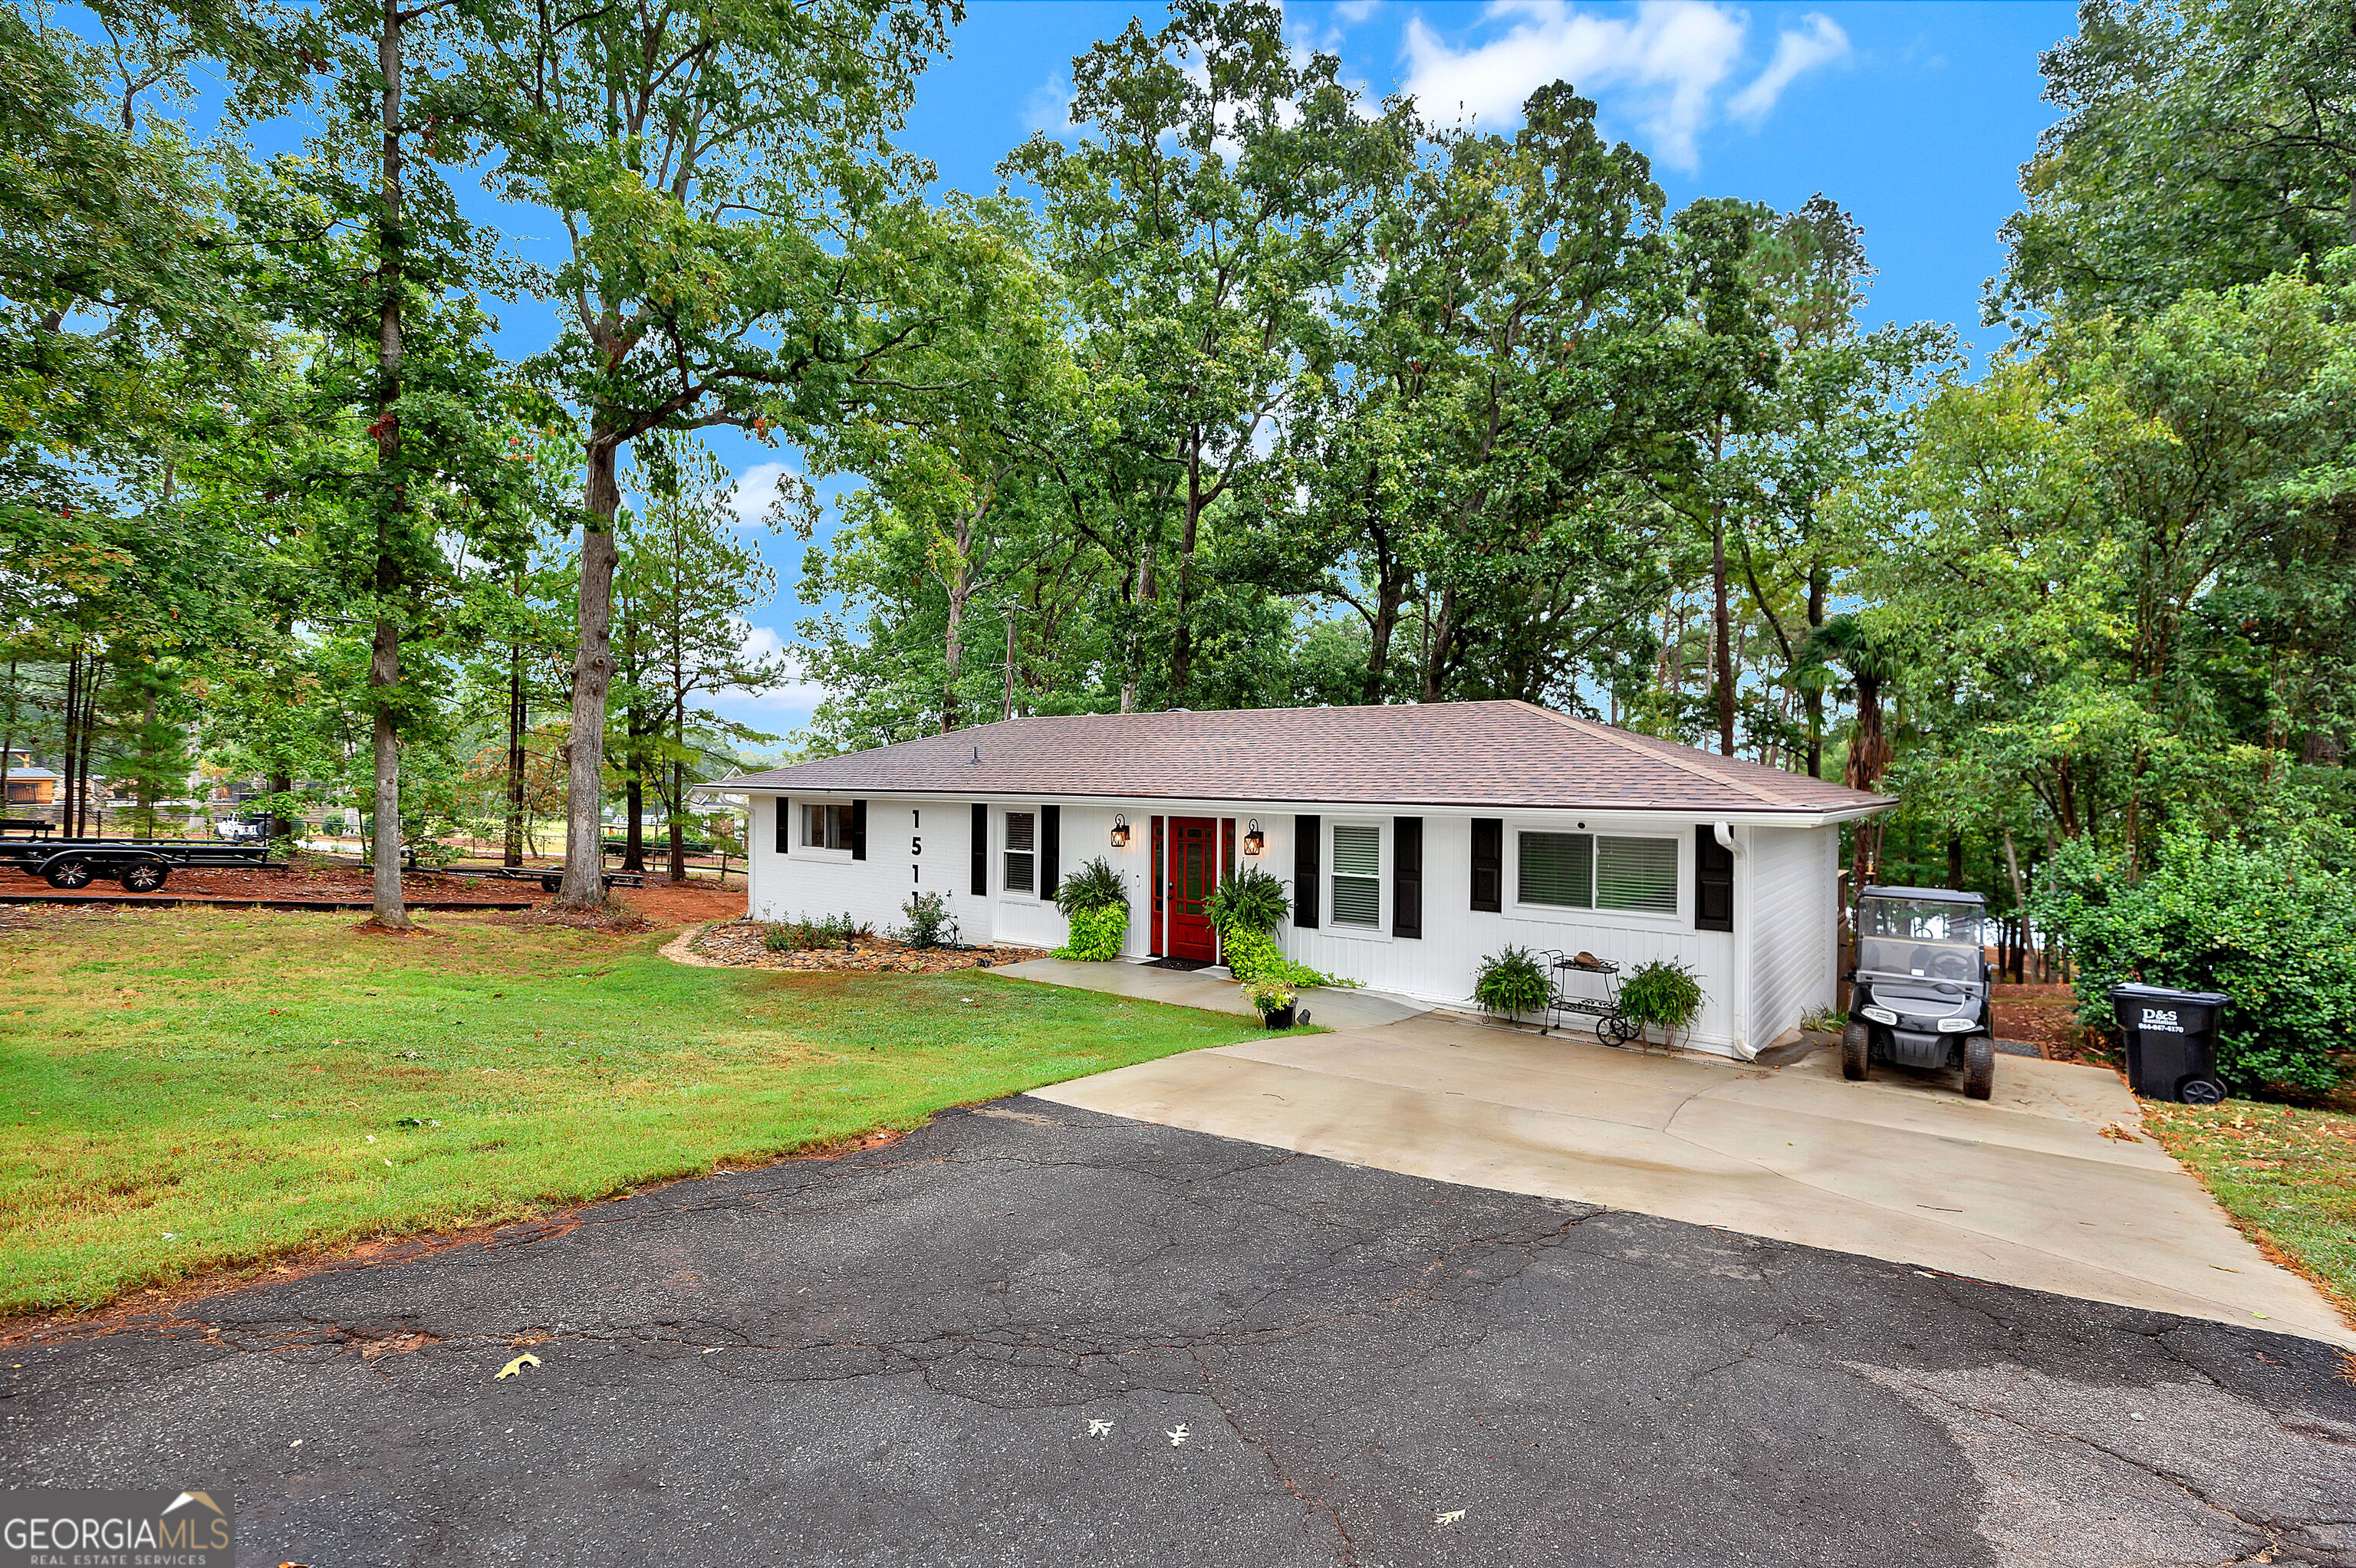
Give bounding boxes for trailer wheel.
[42,856,94,890]
[1963,1034,1995,1101]
[1841,1019,1871,1081]
[118,860,168,892]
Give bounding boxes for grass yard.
[2141,1098,2356,1320]
[0,906,1284,1317]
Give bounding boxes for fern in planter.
[1473,945,1552,1022]
[1207,866,1290,932]
[1055,856,1128,916]
[1618,958,1705,1050]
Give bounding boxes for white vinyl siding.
[1330,823,1381,928]
[1518,831,1594,908]
[1004,810,1035,895]
[1595,835,1678,913]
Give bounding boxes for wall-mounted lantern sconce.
[1109,814,1130,849]
[1242,819,1265,857]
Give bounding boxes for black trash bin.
[2109,983,2231,1103]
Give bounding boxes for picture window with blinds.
[1004,810,1035,895]
[1516,831,1678,915]
[803,802,854,850]
[1329,823,1382,929]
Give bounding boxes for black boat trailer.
[0,837,285,892]
[361,856,645,894]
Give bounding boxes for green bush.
[1619,958,1704,1048]
[1221,925,1343,989]
[1055,856,1129,916]
[2030,829,2356,1098]
[1056,903,1129,962]
[1474,945,1552,1020]
[893,891,959,949]
[1208,867,1290,933]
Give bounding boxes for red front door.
[1166,816,1218,962]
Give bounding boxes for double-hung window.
[1517,830,1678,914]
[803,802,854,850]
[1329,823,1382,929]
[1004,810,1035,896]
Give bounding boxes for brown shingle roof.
[709,701,1890,817]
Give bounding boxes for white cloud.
[1022,74,1078,138]
[1400,0,1838,171]
[1727,12,1848,123]
[726,461,798,531]
[1334,0,1383,23]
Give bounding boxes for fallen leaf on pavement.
[496,1353,541,1380]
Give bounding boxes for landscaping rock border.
[685,918,1046,975]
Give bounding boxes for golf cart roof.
[1859,885,1988,906]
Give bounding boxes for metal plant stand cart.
[1538,951,1643,1047]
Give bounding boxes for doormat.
[1148,957,1213,971]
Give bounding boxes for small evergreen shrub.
[893,891,960,949]
[1619,958,1705,1049]
[1056,903,1129,962]
[1473,945,1552,1021]
[762,912,871,952]
[2031,828,2356,1098]
[1055,856,1129,916]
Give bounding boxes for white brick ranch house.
[698,701,1892,1060]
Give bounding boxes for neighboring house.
[699,702,1892,1059]
[2,751,60,807]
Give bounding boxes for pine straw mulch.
[689,919,1046,975]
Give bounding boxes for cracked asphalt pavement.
[5,1100,2354,1566]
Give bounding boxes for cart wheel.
[2179,1077,2226,1106]
[43,856,94,890]
[118,860,167,892]
[1841,1019,1871,1081]
[540,873,561,892]
[1963,1034,1995,1101]
[1604,1016,1641,1048]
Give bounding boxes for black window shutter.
[1394,816,1423,939]
[1040,804,1060,900]
[775,798,791,856]
[1294,814,1320,928]
[851,799,867,861]
[970,804,987,896]
[1696,825,1733,932]
[1469,817,1502,912]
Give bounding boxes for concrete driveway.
[1015,970,2353,1346]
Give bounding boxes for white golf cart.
[1843,885,1997,1100]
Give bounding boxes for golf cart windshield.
[1857,897,1985,984]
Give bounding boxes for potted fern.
[1473,945,1552,1025]
[1618,958,1705,1052]
[1053,856,1130,961]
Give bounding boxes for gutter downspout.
[1716,821,1757,1060]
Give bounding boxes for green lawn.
[2141,1099,2356,1321]
[0,908,1278,1317]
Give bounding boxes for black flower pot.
[1260,1003,1298,1031]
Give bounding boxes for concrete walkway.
[1009,962,2354,1346]
[995,955,1434,1031]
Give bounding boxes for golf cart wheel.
[2179,1077,2227,1106]
[1841,1020,1871,1081]
[1962,1034,1995,1101]
[42,856,94,890]
[118,860,168,892]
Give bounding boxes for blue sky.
[696,0,2082,745]
[126,0,2086,743]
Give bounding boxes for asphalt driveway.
[5,1103,2354,1566]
